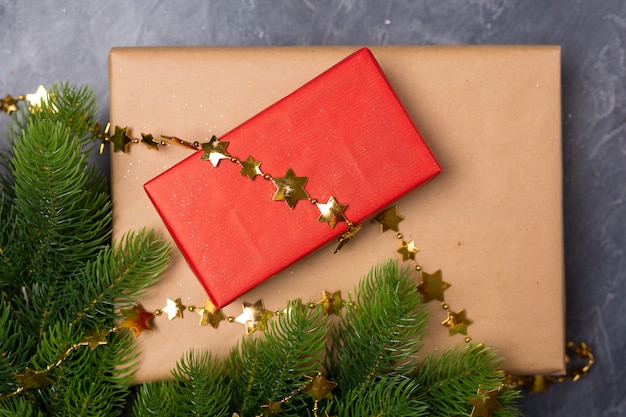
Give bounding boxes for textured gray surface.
[1,1,624,415]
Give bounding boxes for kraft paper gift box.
[109,45,565,382]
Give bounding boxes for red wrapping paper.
[144,48,441,307]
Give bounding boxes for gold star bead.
[261,400,283,416]
[141,133,160,150]
[0,94,19,114]
[442,308,472,336]
[271,168,309,209]
[397,240,419,261]
[25,85,48,108]
[79,328,110,350]
[111,126,132,152]
[375,205,405,232]
[469,388,503,417]
[162,298,184,320]
[15,368,54,390]
[196,299,226,328]
[239,155,263,180]
[417,270,451,302]
[316,196,347,229]
[305,374,337,401]
[120,305,154,337]
[235,299,274,334]
[318,290,345,316]
[200,136,230,167]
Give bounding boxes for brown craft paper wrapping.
[109,46,565,382]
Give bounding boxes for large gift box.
[109,46,565,382]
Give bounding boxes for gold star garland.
[119,291,353,339]
[96,126,361,253]
[373,205,596,397]
[1,89,595,405]
[255,373,337,417]
[0,292,350,400]
[375,206,474,341]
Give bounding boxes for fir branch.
[0,202,18,287]
[415,343,521,417]
[0,153,15,207]
[227,300,328,416]
[132,381,178,416]
[2,83,100,212]
[15,322,84,414]
[0,395,45,417]
[133,350,231,417]
[50,330,137,417]
[11,118,111,285]
[331,260,428,393]
[0,82,170,415]
[334,376,428,417]
[0,297,35,396]
[56,229,170,329]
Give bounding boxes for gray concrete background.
[1,1,624,415]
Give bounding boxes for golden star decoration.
[111,126,132,152]
[24,85,48,108]
[442,308,472,336]
[272,168,309,209]
[14,368,54,390]
[261,400,284,416]
[240,155,263,180]
[317,290,345,316]
[397,239,419,261]
[79,328,110,350]
[0,94,19,114]
[235,299,274,334]
[305,374,337,401]
[469,388,503,417]
[162,298,184,320]
[201,136,230,167]
[141,133,160,150]
[316,196,347,229]
[375,205,405,232]
[196,299,226,328]
[417,270,450,302]
[120,304,154,337]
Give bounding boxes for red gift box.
[144,48,441,307]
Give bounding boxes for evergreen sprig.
[330,261,428,392]
[134,351,231,417]
[226,300,328,416]
[0,395,44,417]
[0,84,170,416]
[335,376,427,417]
[415,343,522,417]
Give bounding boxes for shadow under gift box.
[110,45,565,383]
